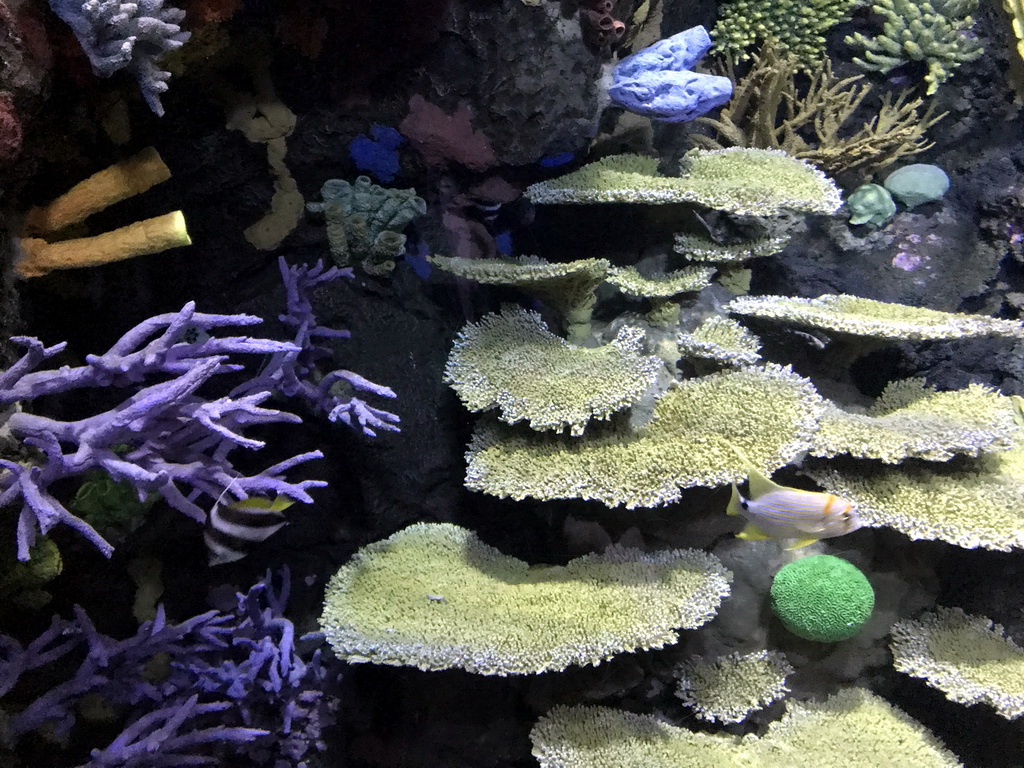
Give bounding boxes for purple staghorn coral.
[46,0,191,116]
[1,569,339,767]
[0,303,326,561]
[0,260,398,561]
[245,257,400,438]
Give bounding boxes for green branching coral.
[319,522,732,675]
[465,364,823,508]
[675,650,793,723]
[431,255,610,344]
[727,294,1024,341]
[891,606,1024,719]
[677,316,763,366]
[444,308,662,437]
[811,380,1019,463]
[306,176,426,274]
[532,690,962,768]
[606,266,715,298]
[711,0,860,67]
[525,150,843,216]
[673,231,791,263]
[845,0,983,95]
[808,439,1024,551]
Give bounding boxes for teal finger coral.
[770,555,875,642]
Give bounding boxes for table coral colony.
[4,0,1024,766]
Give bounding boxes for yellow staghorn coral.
[445,308,662,437]
[891,606,1024,720]
[811,380,1019,463]
[525,149,842,216]
[319,522,732,675]
[727,294,1024,341]
[532,689,962,768]
[675,649,793,723]
[465,364,823,508]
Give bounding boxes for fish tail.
[726,484,745,517]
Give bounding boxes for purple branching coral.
[0,568,340,767]
[247,258,400,437]
[0,258,398,561]
[46,0,191,116]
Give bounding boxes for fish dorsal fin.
[230,495,295,513]
[745,465,788,500]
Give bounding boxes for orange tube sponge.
[17,211,191,278]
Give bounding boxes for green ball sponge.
[770,555,874,642]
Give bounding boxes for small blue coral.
[47,0,191,116]
[349,124,405,183]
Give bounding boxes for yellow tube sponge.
[319,522,732,675]
[466,364,823,508]
[532,689,962,768]
[675,649,793,723]
[445,307,662,436]
[526,149,842,216]
[808,436,1024,551]
[17,211,192,278]
[891,606,1024,720]
[727,294,1024,340]
[22,147,172,236]
[810,379,1019,463]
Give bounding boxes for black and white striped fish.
[204,495,294,566]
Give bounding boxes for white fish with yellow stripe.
[727,466,862,550]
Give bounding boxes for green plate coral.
[465,364,823,508]
[319,523,732,675]
[532,689,962,768]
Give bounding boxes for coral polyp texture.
[807,440,1024,551]
[710,0,859,66]
[531,689,962,768]
[606,266,716,298]
[318,523,732,675]
[525,149,843,216]
[726,294,1024,340]
[675,649,793,723]
[676,316,763,366]
[673,231,791,263]
[444,308,662,436]
[810,380,1019,463]
[845,0,983,94]
[770,555,875,642]
[465,364,823,508]
[890,606,1024,720]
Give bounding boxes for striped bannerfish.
[204,495,294,566]
[726,466,862,550]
